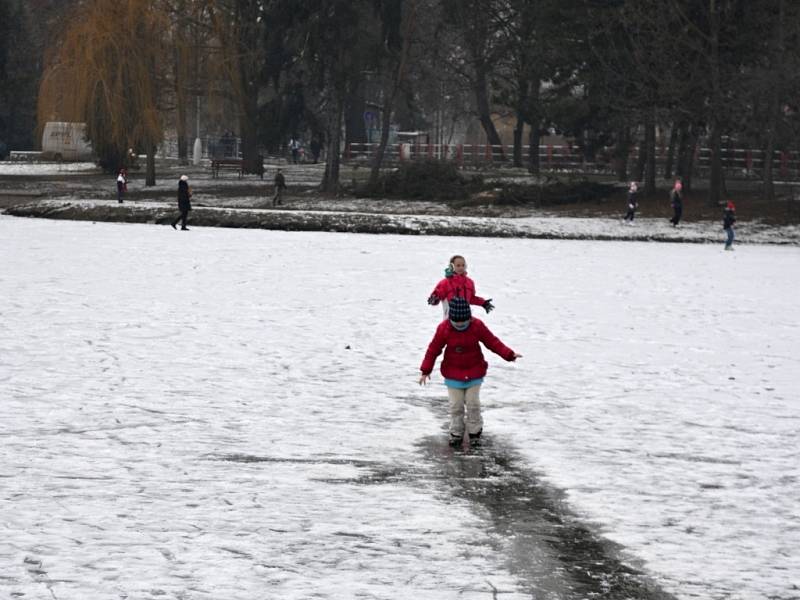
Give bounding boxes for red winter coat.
[430,273,486,306]
[420,317,516,382]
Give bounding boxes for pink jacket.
[430,273,486,306]
[420,317,516,381]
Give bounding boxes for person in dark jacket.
[623,181,639,223]
[419,297,521,447]
[171,175,192,230]
[723,200,736,250]
[309,138,322,163]
[669,180,683,226]
[272,168,286,206]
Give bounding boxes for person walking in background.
[428,254,494,318]
[272,168,286,206]
[419,297,521,448]
[723,200,736,250]
[171,175,192,230]
[623,181,639,223]
[289,138,300,164]
[310,138,321,163]
[669,180,683,226]
[116,168,128,203]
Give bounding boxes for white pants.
[447,384,483,437]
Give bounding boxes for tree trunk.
[708,121,722,205]
[684,130,698,193]
[527,120,540,175]
[370,95,394,187]
[513,111,524,168]
[524,78,541,174]
[233,0,262,168]
[474,66,505,161]
[644,112,656,194]
[345,82,367,148]
[633,127,646,182]
[173,0,189,164]
[613,127,630,182]
[664,121,680,179]
[176,75,188,164]
[369,0,416,185]
[763,0,785,201]
[676,124,689,179]
[146,146,156,186]
[763,138,776,201]
[707,0,722,206]
[239,91,259,170]
[322,97,343,193]
[513,74,530,169]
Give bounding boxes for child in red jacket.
[419,297,521,447]
[427,255,494,318]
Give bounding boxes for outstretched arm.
[419,325,447,378]
[428,279,448,304]
[478,321,519,361]
[466,279,486,306]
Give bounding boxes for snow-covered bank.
[0,161,99,175]
[5,197,800,244]
[2,216,798,599]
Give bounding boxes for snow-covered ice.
[1,215,798,599]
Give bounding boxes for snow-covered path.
[1,216,798,599]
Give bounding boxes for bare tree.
[207,0,265,172]
[442,0,506,159]
[370,0,418,185]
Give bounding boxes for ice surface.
[1,215,798,599]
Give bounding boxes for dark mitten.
[427,294,440,306]
[483,299,494,313]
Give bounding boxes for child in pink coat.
[427,255,494,318]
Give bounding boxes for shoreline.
[4,198,799,245]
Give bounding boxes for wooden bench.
[211,158,244,178]
[211,156,264,179]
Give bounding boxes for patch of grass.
[493,179,617,207]
[359,161,481,201]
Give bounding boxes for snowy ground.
[1,216,799,600]
[0,161,99,175]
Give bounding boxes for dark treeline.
[1,0,799,201]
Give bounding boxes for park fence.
[343,142,800,181]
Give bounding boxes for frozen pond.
[1,216,798,599]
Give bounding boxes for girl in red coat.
[427,255,494,318]
[419,297,521,447]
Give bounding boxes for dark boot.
[448,434,463,448]
[469,429,483,446]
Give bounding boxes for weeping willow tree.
[37,0,169,183]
